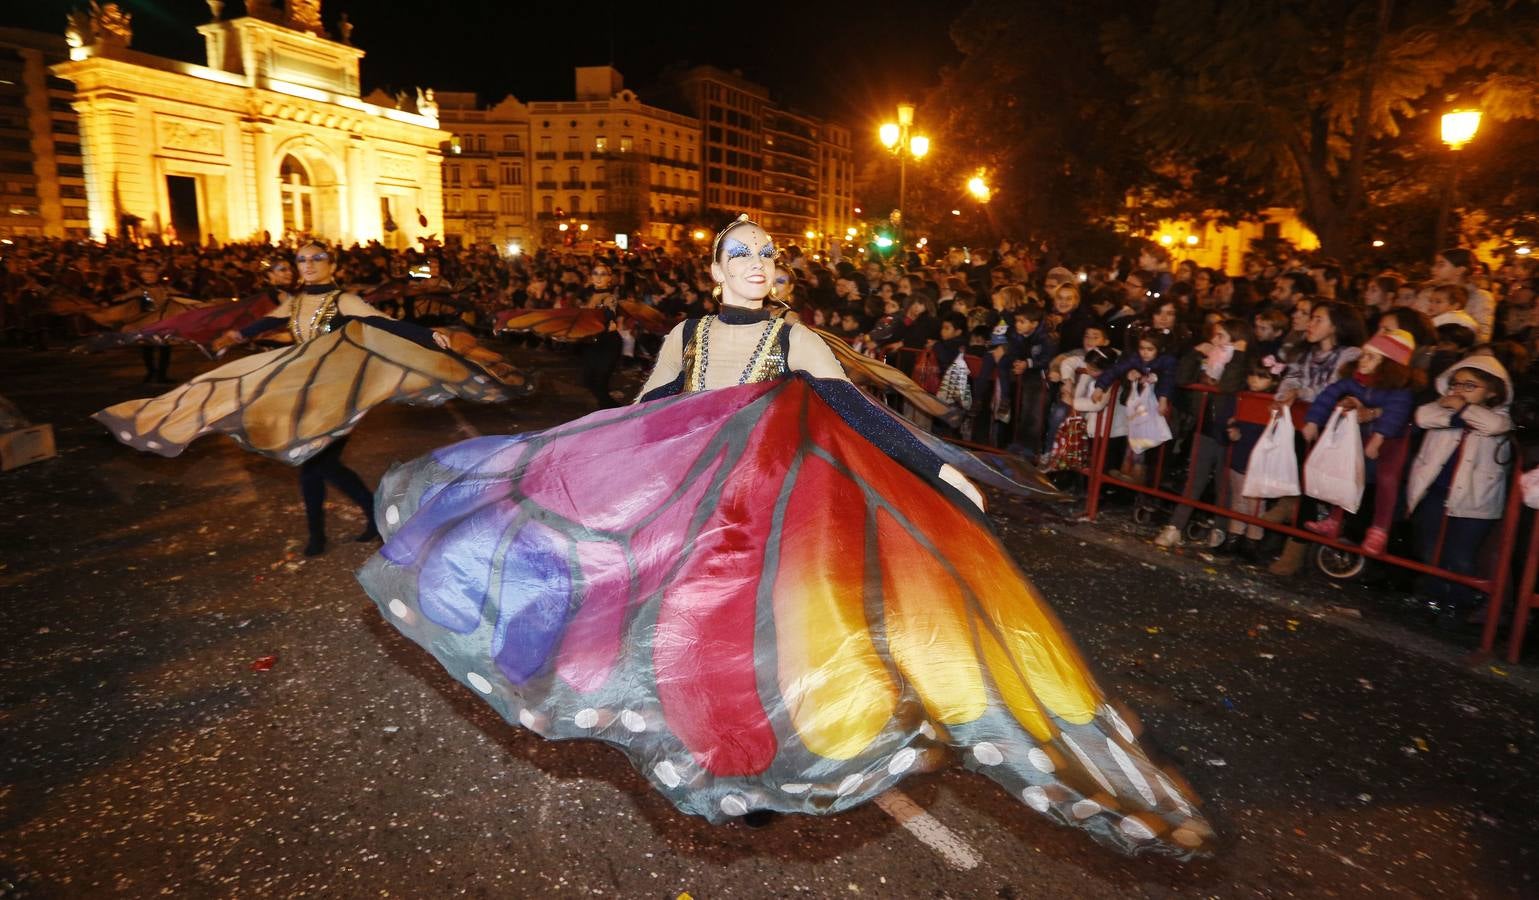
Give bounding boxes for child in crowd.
[1044,324,1111,456]
[1426,284,1480,334]
[1428,322,1478,387]
[1042,346,1121,475]
[1219,359,1285,558]
[1251,309,1288,370]
[1156,318,1253,548]
[1006,304,1058,455]
[1093,330,1178,483]
[1300,329,1422,555]
[1404,355,1514,619]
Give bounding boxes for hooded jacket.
[1405,355,1515,520]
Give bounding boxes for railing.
[875,345,1533,662]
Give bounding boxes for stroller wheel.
[1314,543,1365,580]
[1183,519,1211,544]
[1132,504,1156,526]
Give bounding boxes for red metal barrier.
[1078,382,1527,661]
[869,340,1532,660]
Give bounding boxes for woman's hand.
[1158,397,1171,417]
[1365,433,1383,460]
[431,331,451,350]
[212,329,242,352]
[1091,388,1106,403]
[1301,422,1319,443]
[1336,396,1362,412]
[1126,369,1140,383]
[1226,425,1242,442]
[1439,394,1468,412]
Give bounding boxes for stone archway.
[271,138,344,242]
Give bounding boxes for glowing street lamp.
[877,101,930,247]
[1184,234,1199,247]
[1441,110,1482,150]
[966,173,991,203]
[1436,108,1483,247]
[692,229,707,241]
[558,223,569,232]
[579,223,589,233]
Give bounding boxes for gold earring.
[712,284,722,299]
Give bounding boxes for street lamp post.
[878,102,929,247]
[1435,109,1481,249]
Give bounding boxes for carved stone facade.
[52,9,446,247]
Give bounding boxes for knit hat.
[1365,328,1415,366]
[1045,266,1077,289]
[1432,310,1479,332]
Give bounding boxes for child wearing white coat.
[1405,354,1514,617]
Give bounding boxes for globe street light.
[967,173,991,203]
[878,101,930,246]
[1435,109,1482,247]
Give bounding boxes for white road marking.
[446,405,481,439]
[873,790,981,870]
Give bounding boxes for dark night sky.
[5,1,962,128]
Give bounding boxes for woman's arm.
[788,325,850,381]
[635,322,688,400]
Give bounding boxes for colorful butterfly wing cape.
[82,292,281,355]
[92,319,514,465]
[357,375,1212,858]
[495,307,607,341]
[808,325,965,427]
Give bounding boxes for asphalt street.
[1,343,1535,898]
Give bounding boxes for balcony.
[535,180,558,189]
[561,180,587,190]
[468,179,496,189]
[535,151,557,160]
[563,151,585,159]
[589,180,609,189]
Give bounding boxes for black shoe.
[355,524,381,543]
[741,810,778,829]
[303,535,327,557]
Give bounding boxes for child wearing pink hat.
[1299,329,1425,555]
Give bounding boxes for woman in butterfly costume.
[357,217,1214,858]
[93,242,519,557]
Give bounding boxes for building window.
[542,195,554,214]
[569,195,581,214]
[595,195,606,213]
[596,165,606,180]
[447,194,461,212]
[568,165,579,182]
[539,135,552,152]
[541,166,552,181]
[477,195,488,212]
[502,164,522,185]
[475,134,486,152]
[567,135,579,151]
[500,192,522,215]
[475,166,488,184]
[447,166,461,186]
[279,154,314,235]
[620,136,633,153]
[595,136,607,153]
[503,134,521,152]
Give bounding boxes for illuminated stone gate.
[52,1,446,247]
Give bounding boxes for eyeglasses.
[1449,380,1483,391]
[295,253,330,264]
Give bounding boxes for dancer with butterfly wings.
[357,216,1214,858]
[93,241,526,557]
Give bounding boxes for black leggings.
[141,345,170,379]
[298,437,374,538]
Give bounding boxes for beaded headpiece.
[710,213,770,262]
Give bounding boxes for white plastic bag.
[1303,407,1365,513]
[1521,466,1539,510]
[1124,383,1172,453]
[936,353,973,410]
[1241,408,1301,499]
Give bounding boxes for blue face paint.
[725,238,751,260]
[759,243,776,259]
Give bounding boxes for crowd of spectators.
[2,232,1534,622]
